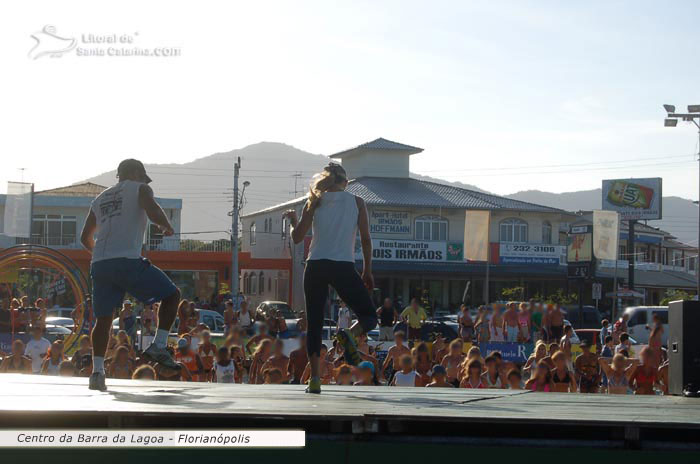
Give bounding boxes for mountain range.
[86,142,698,244]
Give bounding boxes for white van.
[622,306,668,346]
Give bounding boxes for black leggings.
[303,259,377,357]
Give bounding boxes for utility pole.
[231,157,241,310]
[663,104,700,298]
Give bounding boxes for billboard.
[567,225,592,263]
[499,243,566,265]
[602,178,662,220]
[354,239,463,262]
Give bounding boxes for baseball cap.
[177,338,190,349]
[117,159,152,183]
[358,361,375,374]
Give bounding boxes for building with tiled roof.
[241,138,580,311]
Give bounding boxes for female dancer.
[284,163,377,394]
[598,353,638,394]
[460,359,485,388]
[458,304,474,342]
[525,362,554,392]
[630,346,661,395]
[551,351,577,393]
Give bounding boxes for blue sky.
[1,0,699,198]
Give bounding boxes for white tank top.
[215,361,236,383]
[90,180,148,263]
[307,191,358,263]
[393,370,418,387]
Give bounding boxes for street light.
[664,103,700,298]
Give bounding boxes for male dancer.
[80,159,181,391]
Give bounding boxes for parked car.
[44,324,73,343]
[46,307,75,319]
[44,316,75,330]
[392,321,459,342]
[623,306,668,345]
[562,305,602,329]
[255,301,297,321]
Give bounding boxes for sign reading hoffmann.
[601,178,662,220]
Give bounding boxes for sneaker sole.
[142,351,181,370]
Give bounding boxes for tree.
[660,289,692,306]
[500,286,525,301]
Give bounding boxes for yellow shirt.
[401,306,427,329]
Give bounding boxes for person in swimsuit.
[503,302,520,342]
[481,353,504,389]
[230,345,246,383]
[432,333,449,365]
[197,330,217,381]
[647,313,664,368]
[525,362,554,392]
[458,304,474,342]
[474,306,490,343]
[107,345,133,379]
[412,342,432,386]
[517,303,531,342]
[261,339,290,383]
[658,360,669,395]
[249,338,272,384]
[382,331,411,382]
[223,300,237,335]
[598,353,639,394]
[548,304,565,342]
[441,339,465,387]
[524,340,548,379]
[489,305,505,342]
[118,300,136,343]
[288,333,308,385]
[551,351,577,392]
[630,346,661,395]
[574,340,599,393]
[301,344,334,385]
[0,340,32,373]
[141,303,157,331]
[460,359,485,389]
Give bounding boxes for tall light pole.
[663,104,700,298]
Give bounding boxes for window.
[259,272,264,294]
[28,215,77,246]
[629,311,647,326]
[499,218,528,243]
[242,273,249,294]
[542,221,552,244]
[281,218,287,239]
[250,222,256,245]
[653,311,669,324]
[415,216,447,241]
[250,274,258,295]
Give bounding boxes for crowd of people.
[0,292,669,396]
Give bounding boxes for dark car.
[562,305,602,330]
[392,321,458,342]
[255,301,298,321]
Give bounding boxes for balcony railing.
[146,237,232,252]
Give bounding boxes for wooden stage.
[1,374,700,451]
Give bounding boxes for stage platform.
[1,374,700,452]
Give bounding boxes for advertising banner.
[356,239,448,262]
[602,178,662,220]
[567,225,592,263]
[499,244,565,265]
[464,210,490,261]
[480,342,534,363]
[592,210,620,261]
[369,210,411,236]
